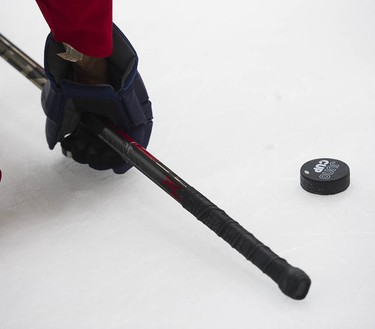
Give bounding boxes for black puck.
[300,158,350,195]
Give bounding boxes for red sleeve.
[36,0,113,58]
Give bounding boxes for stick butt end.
[278,266,311,300]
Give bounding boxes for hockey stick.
[0,33,311,300]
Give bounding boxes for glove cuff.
[41,24,153,174]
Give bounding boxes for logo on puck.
[300,158,350,195]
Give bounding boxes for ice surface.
[1,1,375,328]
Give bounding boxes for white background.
[1,1,375,328]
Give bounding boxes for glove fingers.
[61,126,127,171]
[61,134,73,158]
[113,163,133,174]
[61,133,86,164]
[61,131,90,165]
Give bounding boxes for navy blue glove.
[41,24,153,174]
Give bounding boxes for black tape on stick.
[0,33,311,300]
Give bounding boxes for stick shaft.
[0,33,311,300]
[0,34,47,89]
[85,116,311,300]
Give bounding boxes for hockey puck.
[300,158,350,195]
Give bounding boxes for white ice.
[1,1,375,328]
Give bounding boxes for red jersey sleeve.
[36,0,113,58]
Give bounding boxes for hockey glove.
[41,24,153,174]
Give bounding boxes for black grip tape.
[84,117,311,299]
[0,32,312,299]
[182,186,311,300]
